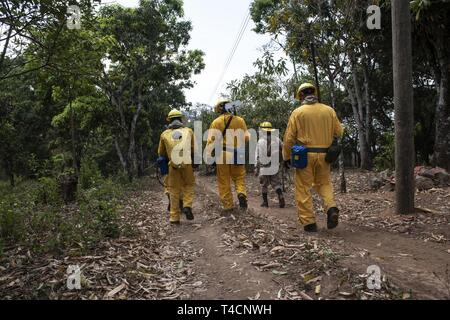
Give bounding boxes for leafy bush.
[0,176,124,256]
[94,200,121,238]
[113,170,131,186]
[0,195,26,242]
[374,132,395,171]
[78,179,122,239]
[79,157,102,190]
[0,181,50,247]
[35,177,61,205]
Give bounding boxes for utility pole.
[392,0,415,214]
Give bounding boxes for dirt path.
[250,199,450,300]
[2,174,448,300]
[168,187,281,300]
[194,174,450,300]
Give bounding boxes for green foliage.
[227,51,295,132]
[35,177,61,205]
[0,195,26,242]
[411,0,432,20]
[0,175,127,255]
[246,0,450,170]
[77,179,122,239]
[374,132,395,171]
[0,182,38,243]
[1,0,205,184]
[79,158,102,190]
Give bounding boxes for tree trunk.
[433,55,450,171]
[357,130,371,170]
[345,80,372,170]
[310,41,321,102]
[114,137,127,172]
[392,0,415,215]
[338,152,346,193]
[0,26,12,72]
[127,91,144,180]
[138,144,145,177]
[69,100,80,176]
[363,65,373,155]
[329,75,347,193]
[9,172,14,188]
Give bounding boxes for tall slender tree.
[392,0,415,214]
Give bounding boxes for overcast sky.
[114,0,283,107]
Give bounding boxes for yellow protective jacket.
[207,113,250,148]
[158,125,195,168]
[283,102,344,160]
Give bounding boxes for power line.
[208,11,250,105]
[209,13,250,101]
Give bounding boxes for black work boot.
[327,207,340,230]
[261,193,269,208]
[304,223,318,233]
[238,193,248,210]
[276,189,285,209]
[182,207,194,221]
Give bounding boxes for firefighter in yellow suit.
[158,109,195,224]
[283,83,344,233]
[207,99,250,212]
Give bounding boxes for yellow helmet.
[215,98,230,113]
[260,122,275,132]
[167,109,183,121]
[296,82,316,100]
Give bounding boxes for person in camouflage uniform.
[255,122,285,209]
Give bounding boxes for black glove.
[284,160,291,169]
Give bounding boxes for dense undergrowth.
[0,163,146,258]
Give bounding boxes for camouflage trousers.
[259,172,282,194]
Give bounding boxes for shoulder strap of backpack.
[222,115,234,138]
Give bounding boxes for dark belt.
[308,148,329,154]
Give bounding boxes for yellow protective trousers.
[295,153,336,226]
[167,165,195,222]
[216,164,247,210]
[164,175,169,195]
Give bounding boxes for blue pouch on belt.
[291,145,308,169]
[157,156,169,176]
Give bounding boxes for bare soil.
[191,170,450,300]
